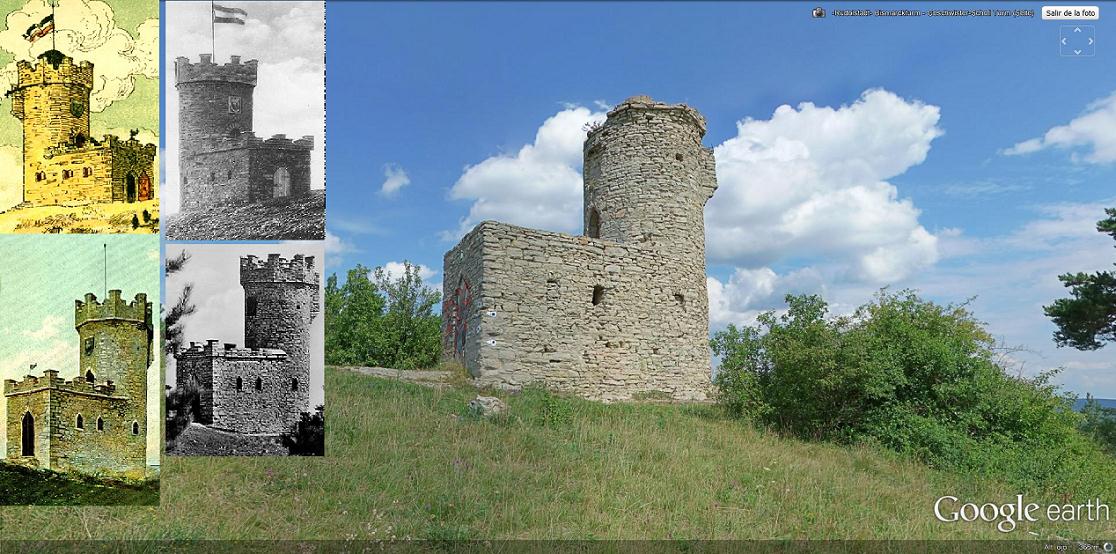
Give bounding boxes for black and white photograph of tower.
[164,242,325,457]
[163,1,325,240]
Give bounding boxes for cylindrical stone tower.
[240,254,319,420]
[9,50,93,201]
[582,95,718,259]
[174,54,256,156]
[582,96,718,394]
[74,290,153,464]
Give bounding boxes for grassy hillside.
[0,198,158,234]
[166,423,288,457]
[163,189,324,240]
[0,462,158,506]
[1,366,1113,540]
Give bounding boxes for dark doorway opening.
[21,412,34,456]
[126,174,137,203]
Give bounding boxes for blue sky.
[325,2,1116,397]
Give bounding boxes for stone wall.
[25,147,112,206]
[248,137,314,202]
[174,254,319,435]
[4,369,146,479]
[442,96,717,402]
[175,54,256,160]
[443,221,712,402]
[181,148,252,211]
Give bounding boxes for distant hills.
[1073,398,1116,411]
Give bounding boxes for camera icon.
[812,7,825,18]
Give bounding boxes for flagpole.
[103,243,107,300]
[211,1,215,59]
[50,0,55,51]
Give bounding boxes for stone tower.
[75,291,153,415]
[73,290,152,470]
[583,95,718,262]
[174,54,257,160]
[442,95,719,401]
[8,50,94,202]
[240,254,319,419]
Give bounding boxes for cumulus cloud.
[22,314,64,341]
[444,106,607,239]
[1002,91,1116,163]
[380,163,411,197]
[381,260,440,295]
[324,230,357,268]
[707,88,943,284]
[0,0,158,113]
[707,267,834,328]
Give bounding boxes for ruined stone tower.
[175,254,319,434]
[7,50,155,206]
[175,55,313,212]
[443,96,718,402]
[5,290,153,479]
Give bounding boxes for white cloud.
[1002,91,1116,163]
[0,0,158,112]
[324,230,357,268]
[382,261,436,282]
[381,261,441,296]
[380,163,411,197]
[444,106,607,239]
[22,314,64,341]
[707,88,943,284]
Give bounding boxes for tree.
[282,405,325,456]
[325,261,442,369]
[163,250,198,442]
[1044,208,1116,350]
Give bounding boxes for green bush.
[712,290,1116,495]
[325,262,442,370]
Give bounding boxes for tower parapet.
[581,95,717,258]
[174,54,258,86]
[177,339,287,360]
[75,290,152,328]
[240,254,319,287]
[10,51,94,105]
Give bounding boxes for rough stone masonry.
[175,254,319,434]
[442,96,718,402]
[4,290,153,480]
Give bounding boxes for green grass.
[2,365,1114,540]
[0,462,158,506]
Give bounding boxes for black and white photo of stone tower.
[443,96,718,402]
[174,254,319,435]
[4,290,153,480]
[174,54,314,212]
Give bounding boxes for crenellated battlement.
[240,254,319,287]
[75,290,153,328]
[176,339,287,360]
[43,134,157,160]
[14,50,94,90]
[4,368,122,398]
[194,132,314,155]
[175,54,257,86]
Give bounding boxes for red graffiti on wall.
[443,277,472,357]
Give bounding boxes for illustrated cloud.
[0,0,158,113]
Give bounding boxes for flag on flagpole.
[22,14,54,43]
[213,4,247,25]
